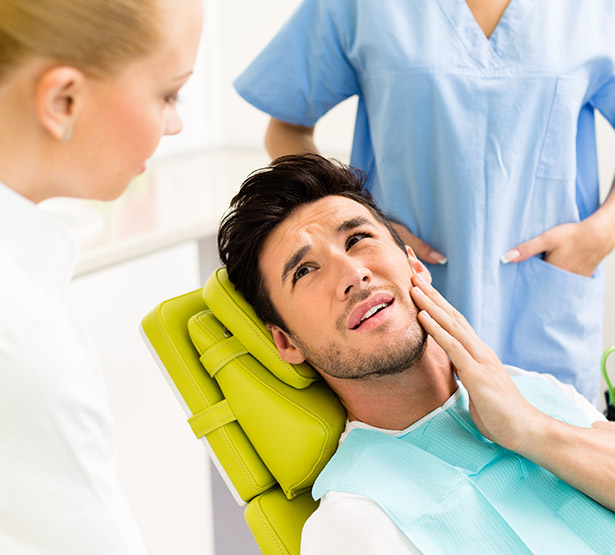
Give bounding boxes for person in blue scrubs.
[234,0,615,404]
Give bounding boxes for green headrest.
[142,267,347,550]
[202,267,319,389]
[189,268,345,500]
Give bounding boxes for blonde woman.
[0,0,203,553]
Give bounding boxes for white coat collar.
[0,181,77,299]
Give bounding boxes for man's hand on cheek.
[409,274,545,453]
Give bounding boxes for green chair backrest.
[141,268,347,554]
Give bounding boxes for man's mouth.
[348,294,394,330]
[353,302,393,329]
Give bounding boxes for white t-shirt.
[301,366,606,555]
[0,182,147,555]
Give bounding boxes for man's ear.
[266,324,306,364]
[406,245,432,283]
[35,66,84,141]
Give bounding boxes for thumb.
[390,222,447,265]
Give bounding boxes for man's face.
[260,195,427,381]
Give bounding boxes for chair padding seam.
[155,308,269,494]
[218,426,274,493]
[210,278,314,388]
[189,312,278,492]
[235,358,332,495]
[247,497,287,555]
[200,336,248,377]
[188,399,237,439]
[153,306,210,406]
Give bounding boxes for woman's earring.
[62,125,73,143]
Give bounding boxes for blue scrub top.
[235,0,615,403]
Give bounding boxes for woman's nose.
[164,106,183,136]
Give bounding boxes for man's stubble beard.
[289,285,428,381]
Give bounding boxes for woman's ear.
[406,245,432,283]
[35,66,84,141]
[267,324,306,364]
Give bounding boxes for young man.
[218,153,615,554]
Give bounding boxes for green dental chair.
[140,267,347,555]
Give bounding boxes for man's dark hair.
[217,153,405,331]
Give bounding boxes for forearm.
[265,117,317,159]
[518,418,615,511]
[409,275,615,511]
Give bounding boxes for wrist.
[513,411,564,463]
[584,209,615,256]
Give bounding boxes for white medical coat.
[0,182,147,554]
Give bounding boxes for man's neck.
[324,337,458,430]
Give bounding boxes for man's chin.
[360,327,428,380]
[311,327,428,381]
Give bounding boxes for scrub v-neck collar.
[437,0,527,70]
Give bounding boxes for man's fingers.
[411,274,478,339]
[417,309,476,371]
[411,274,455,316]
[410,282,482,360]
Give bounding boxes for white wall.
[69,243,215,555]
[153,0,226,158]
[217,0,357,158]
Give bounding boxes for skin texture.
[262,196,427,380]
[0,0,203,203]
[262,195,456,430]
[465,0,511,39]
[410,272,615,512]
[260,193,615,511]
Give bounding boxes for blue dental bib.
[313,376,615,554]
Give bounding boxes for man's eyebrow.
[281,244,312,285]
[280,217,374,285]
[336,216,373,234]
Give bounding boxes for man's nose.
[335,257,372,300]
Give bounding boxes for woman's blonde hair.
[0,0,162,80]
